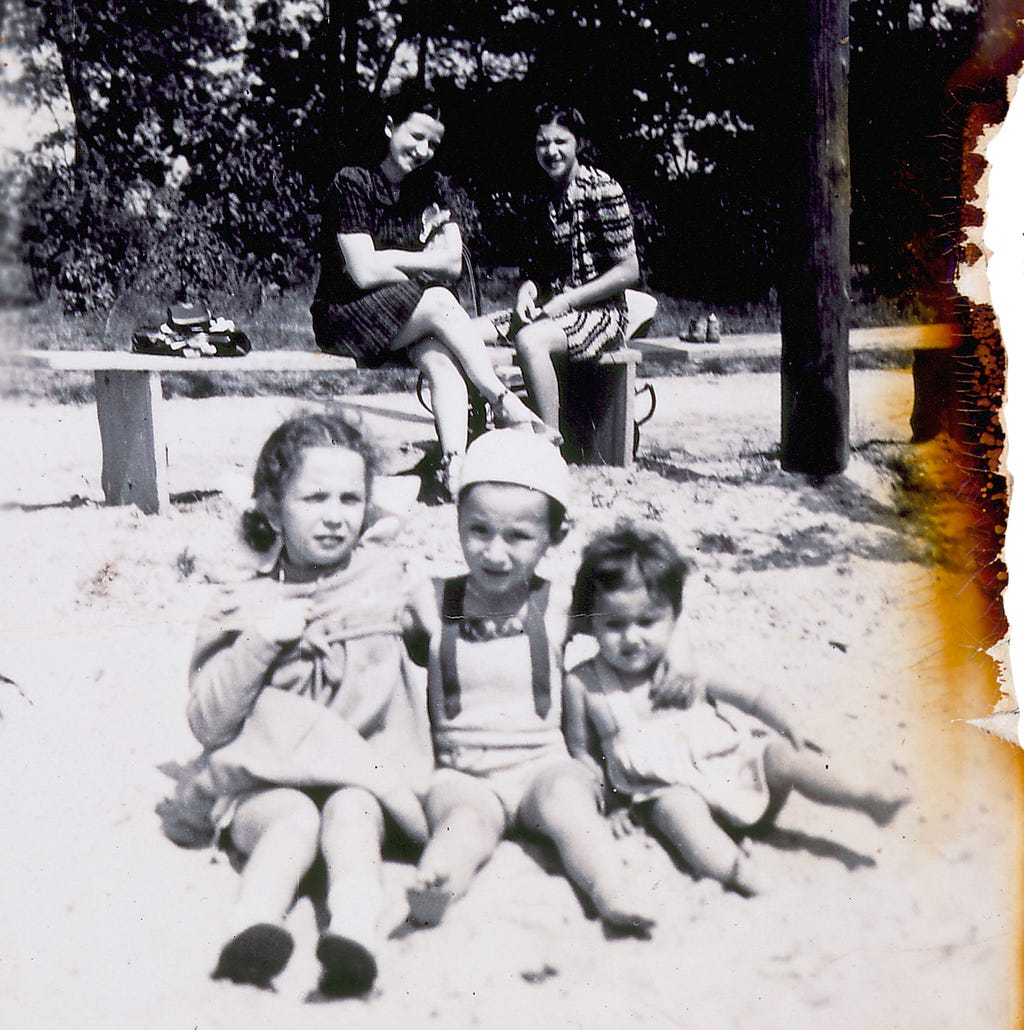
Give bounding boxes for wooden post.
[778,0,851,475]
[94,370,168,515]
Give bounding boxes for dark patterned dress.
[311,166,451,367]
[493,164,637,361]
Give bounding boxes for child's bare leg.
[229,787,321,930]
[408,774,506,925]
[763,740,908,825]
[215,787,320,985]
[519,762,656,934]
[316,786,386,997]
[648,787,765,896]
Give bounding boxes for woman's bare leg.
[763,741,907,826]
[409,338,469,458]
[316,787,386,996]
[513,320,569,429]
[391,287,534,421]
[519,762,656,933]
[648,786,766,896]
[408,776,506,925]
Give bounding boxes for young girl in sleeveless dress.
[564,523,908,897]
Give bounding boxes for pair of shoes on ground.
[213,923,376,998]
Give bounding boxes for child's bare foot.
[316,932,378,998]
[865,792,910,828]
[407,873,460,927]
[590,880,657,937]
[212,923,293,988]
[725,854,770,898]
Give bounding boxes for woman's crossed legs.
[395,287,550,433]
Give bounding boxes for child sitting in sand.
[564,523,907,897]
[161,412,431,996]
[405,429,659,933]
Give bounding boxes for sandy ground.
[0,366,1021,1029]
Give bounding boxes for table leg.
[910,348,956,443]
[93,370,168,514]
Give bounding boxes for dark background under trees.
[0,0,988,316]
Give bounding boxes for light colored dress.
[571,655,771,827]
[158,542,432,848]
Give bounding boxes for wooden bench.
[631,323,958,443]
[12,345,641,514]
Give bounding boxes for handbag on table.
[132,302,252,358]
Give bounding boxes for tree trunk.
[42,0,98,178]
[416,31,429,89]
[778,0,851,475]
[341,0,363,102]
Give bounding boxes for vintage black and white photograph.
[1,1,1022,1027]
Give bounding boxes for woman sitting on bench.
[311,86,554,500]
[484,102,641,435]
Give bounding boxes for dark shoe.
[316,932,378,998]
[212,923,294,988]
[398,446,451,506]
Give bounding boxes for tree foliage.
[2,0,985,310]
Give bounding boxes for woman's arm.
[385,221,463,282]
[337,233,412,290]
[515,280,542,323]
[542,172,639,317]
[338,223,463,290]
[541,253,640,318]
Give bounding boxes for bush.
[17,121,321,314]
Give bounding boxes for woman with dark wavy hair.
[486,103,640,434]
[312,86,553,499]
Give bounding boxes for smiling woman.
[483,102,640,435]
[310,85,555,501]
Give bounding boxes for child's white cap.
[458,429,571,509]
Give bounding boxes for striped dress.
[311,166,451,367]
[494,164,637,361]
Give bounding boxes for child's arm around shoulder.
[649,612,702,708]
[402,575,442,666]
[562,665,605,784]
[187,583,311,748]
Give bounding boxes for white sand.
[0,369,1019,1029]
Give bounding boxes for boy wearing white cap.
[405,429,656,933]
